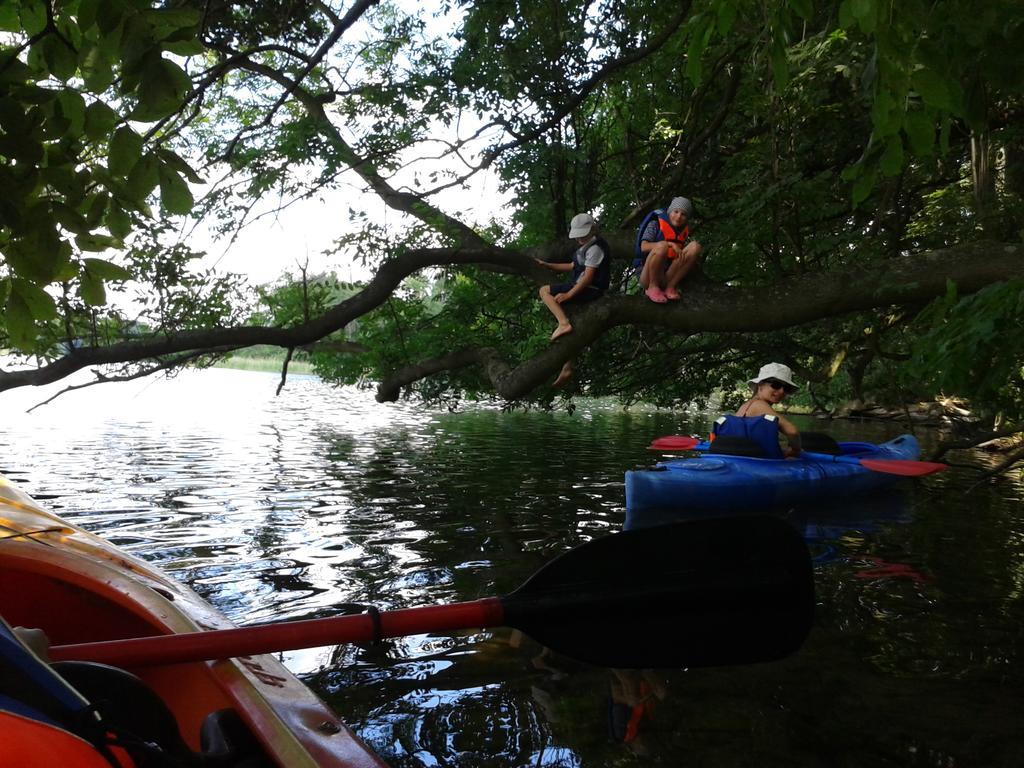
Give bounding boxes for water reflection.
[3,369,1024,766]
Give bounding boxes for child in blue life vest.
[716,362,803,458]
[535,213,612,387]
[638,196,702,303]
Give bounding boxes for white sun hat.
[748,362,799,390]
[568,213,596,238]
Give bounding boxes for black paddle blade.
[501,516,814,669]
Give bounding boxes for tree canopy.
[1,0,1023,448]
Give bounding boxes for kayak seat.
[53,662,273,767]
[51,660,200,767]
[800,432,842,455]
[200,708,273,767]
[706,435,769,458]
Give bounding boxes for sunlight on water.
[3,367,1024,767]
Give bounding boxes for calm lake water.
[2,368,1023,767]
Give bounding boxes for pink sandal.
[645,286,668,304]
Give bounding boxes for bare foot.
[550,323,573,341]
[553,366,573,388]
[664,287,680,300]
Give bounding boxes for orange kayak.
[0,474,386,768]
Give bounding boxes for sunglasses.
[763,379,792,392]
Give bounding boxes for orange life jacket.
[0,710,135,767]
[657,216,689,246]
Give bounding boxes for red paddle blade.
[858,458,948,476]
[648,435,700,451]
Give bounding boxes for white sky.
[194,155,510,287]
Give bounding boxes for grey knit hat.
[668,197,694,218]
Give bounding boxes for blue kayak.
[625,434,920,525]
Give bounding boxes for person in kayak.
[637,196,702,303]
[535,212,611,387]
[713,362,802,458]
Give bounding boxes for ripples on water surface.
[3,368,1023,767]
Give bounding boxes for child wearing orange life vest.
[638,196,702,303]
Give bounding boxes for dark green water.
[3,369,1023,766]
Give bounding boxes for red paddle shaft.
[49,598,506,668]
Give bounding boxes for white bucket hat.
[568,213,595,238]
[749,362,799,390]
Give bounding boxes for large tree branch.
[376,241,1024,400]
[2,242,1019,399]
[0,246,531,392]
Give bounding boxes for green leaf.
[42,36,79,81]
[12,278,58,321]
[851,0,876,32]
[76,232,123,251]
[164,38,205,56]
[838,0,855,28]
[81,43,115,93]
[880,136,904,176]
[78,0,102,30]
[80,269,107,306]
[20,1,47,36]
[53,240,76,281]
[0,5,19,31]
[84,192,109,227]
[0,48,33,83]
[84,100,118,141]
[717,1,737,35]
[851,0,873,20]
[126,152,160,200]
[870,90,898,137]
[106,203,131,239]
[131,56,190,121]
[939,116,950,154]
[108,126,143,176]
[771,40,790,91]
[157,148,204,184]
[158,164,194,215]
[57,90,87,136]
[789,0,813,21]
[83,257,131,281]
[96,0,128,35]
[911,69,952,111]
[686,16,712,85]
[142,7,201,40]
[904,110,935,156]
[52,202,90,234]
[840,164,862,182]
[5,291,36,350]
[852,169,877,205]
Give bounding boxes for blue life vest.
[711,414,783,459]
[572,235,611,291]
